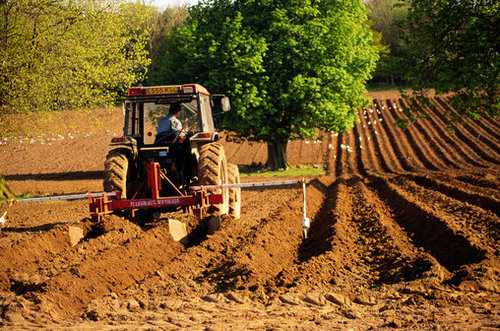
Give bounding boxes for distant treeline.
[1,0,497,120]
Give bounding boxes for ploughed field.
[0,92,498,329]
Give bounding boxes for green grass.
[15,193,40,200]
[240,165,326,178]
[366,82,409,92]
[1,193,40,203]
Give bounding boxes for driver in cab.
[155,103,184,143]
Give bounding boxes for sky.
[151,0,199,9]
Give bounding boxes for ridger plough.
[1,164,311,239]
[89,162,225,221]
[89,161,311,237]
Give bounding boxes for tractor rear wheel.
[227,163,241,219]
[103,148,136,199]
[198,142,229,216]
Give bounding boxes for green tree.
[0,0,152,115]
[402,0,499,123]
[154,0,379,169]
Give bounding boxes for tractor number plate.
[145,86,179,95]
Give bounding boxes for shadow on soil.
[298,177,356,262]
[5,171,103,181]
[1,222,67,233]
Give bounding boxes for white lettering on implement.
[130,198,180,208]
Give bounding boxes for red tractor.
[93,84,241,223]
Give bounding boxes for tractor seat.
[154,133,177,144]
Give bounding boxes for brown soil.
[0,96,498,329]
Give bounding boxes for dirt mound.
[0,96,499,329]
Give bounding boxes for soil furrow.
[277,176,441,293]
[0,216,143,294]
[34,222,184,321]
[368,175,487,272]
[363,103,401,173]
[0,225,76,292]
[405,173,500,217]
[357,107,391,173]
[430,98,500,164]
[428,97,499,164]
[275,177,356,292]
[374,99,427,171]
[372,100,416,171]
[454,174,500,190]
[339,131,356,176]
[199,178,329,295]
[8,217,144,293]
[378,99,432,171]
[352,122,367,176]
[109,184,307,302]
[345,130,360,175]
[474,114,500,142]
[386,99,444,171]
[372,100,414,171]
[2,97,499,329]
[388,175,499,248]
[399,101,466,170]
[442,172,500,196]
[408,98,491,168]
[467,113,500,142]
[354,114,377,173]
[350,179,441,285]
[439,96,500,150]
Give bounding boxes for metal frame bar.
[190,180,304,191]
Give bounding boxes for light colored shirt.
[157,114,182,136]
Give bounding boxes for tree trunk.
[266,139,289,170]
[0,170,14,200]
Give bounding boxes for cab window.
[199,95,214,132]
[143,101,200,144]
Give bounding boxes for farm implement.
[89,161,225,222]
[1,175,310,243]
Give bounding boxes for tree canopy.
[397,0,498,124]
[153,0,379,169]
[0,0,152,115]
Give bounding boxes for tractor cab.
[115,84,229,149]
[106,84,231,203]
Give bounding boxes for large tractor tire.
[103,148,136,199]
[227,163,241,219]
[198,142,229,216]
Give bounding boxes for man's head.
[169,103,181,116]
